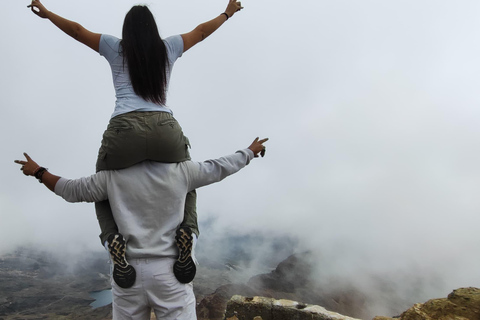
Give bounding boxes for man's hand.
[248,137,268,158]
[15,153,60,191]
[14,153,40,176]
[27,0,50,19]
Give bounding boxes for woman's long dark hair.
[121,6,169,105]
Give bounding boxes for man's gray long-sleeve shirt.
[54,149,253,259]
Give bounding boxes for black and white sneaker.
[174,227,196,283]
[107,233,136,288]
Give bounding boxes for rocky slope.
[373,287,480,320]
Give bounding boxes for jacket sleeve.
[54,173,109,203]
[185,149,254,191]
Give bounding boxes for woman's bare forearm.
[195,15,229,41]
[46,11,85,42]
[29,0,80,39]
[197,0,243,39]
[28,0,100,51]
[181,0,243,52]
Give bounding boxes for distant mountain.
[1,234,475,320]
[196,252,369,320]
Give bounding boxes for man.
[15,137,268,320]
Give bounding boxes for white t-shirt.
[99,34,184,118]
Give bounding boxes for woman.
[27,0,243,288]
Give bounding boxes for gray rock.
[224,295,362,320]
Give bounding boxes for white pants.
[112,257,196,320]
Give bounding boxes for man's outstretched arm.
[15,137,267,200]
[186,137,268,191]
[14,153,107,203]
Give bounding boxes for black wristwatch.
[34,167,48,183]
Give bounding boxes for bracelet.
[222,12,229,20]
[34,167,48,183]
[32,166,42,176]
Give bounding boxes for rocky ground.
[223,288,480,320]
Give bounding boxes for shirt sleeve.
[184,149,254,191]
[164,35,184,64]
[99,34,121,63]
[54,173,109,203]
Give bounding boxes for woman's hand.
[14,153,40,176]
[224,0,243,18]
[248,137,269,158]
[27,0,50,19]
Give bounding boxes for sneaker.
[174,227,196,283]
[107,233,136,288]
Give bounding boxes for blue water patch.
[89,289,112,309]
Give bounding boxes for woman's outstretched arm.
[27,0,101,52]
[181,0,243,53]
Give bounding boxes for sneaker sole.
[174,228,196,283]
[108,234,136,289]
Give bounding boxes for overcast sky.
[3,0,480,314]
